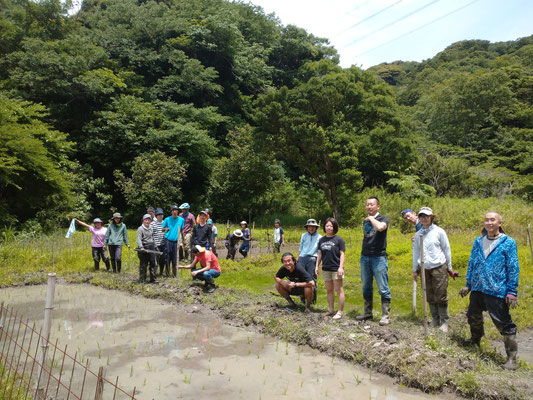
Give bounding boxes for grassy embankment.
[1,202,533,399]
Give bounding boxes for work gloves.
[459,286,470,297]
[506,294,518,309]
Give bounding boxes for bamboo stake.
[419,235,428,338]
[527,223,533,263]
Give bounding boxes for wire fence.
[0,303,138,400]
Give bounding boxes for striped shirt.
[151,220,164,246]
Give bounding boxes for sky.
[246,0,533,69]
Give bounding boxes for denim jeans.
[192,268,220,283]
[360,255,391,300]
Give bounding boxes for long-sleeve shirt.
[136,225,154,248]
[179,212,196,234]
[299,232,321,257]
[104,223,129,246]
[412,224,451,272]
[466,234,519,298]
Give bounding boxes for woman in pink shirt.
[75,218,110,271]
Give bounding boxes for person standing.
[179,203,195,261]
[207,219,218,256]
[146,206,156,222]
[104,212,130,273]
[179,245,221,293]
[460,212,520,370]
[74,218,110,271]
[273,219,285,253]
[162,205,184,277]
[297,219,321,279]
[412,207,456,332]
[315,218,346,320]
[239,221,251,258]
[191,210,213,249]
[357,197,391,325]
[136,214,157,283]
[151,208,166,276]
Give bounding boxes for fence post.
[94,366,105,400]
[34,273,56,399]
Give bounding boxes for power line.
[335,0,404,37]
[342,0,441,48]
[354,0,482,58]
[346,0,373,16]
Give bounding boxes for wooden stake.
[527,223,533,263]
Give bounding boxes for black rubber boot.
[111,260,116,273]
[464,322,484,347]
[428,303,440,327]
[356,296,373,321]
[104,259,110,271]
[94,261,100,271]
[503,334,518,370]
[117,260,121,273]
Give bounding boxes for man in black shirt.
[357,196,392,325]
[191,210,212,249]
[275,252,315,312]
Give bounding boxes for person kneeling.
[179,245,221,293]
[275,252,315,312]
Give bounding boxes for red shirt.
[195,251,221,272]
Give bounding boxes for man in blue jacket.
[460,211,520,370]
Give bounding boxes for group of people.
[274,197,520,370]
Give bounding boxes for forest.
[1,0,532,230]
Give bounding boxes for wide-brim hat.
[304,218,320,228]
[111,212,123,220]
[233,229,243,237]
[155,208,164,216]
[240,220,247,226]
[147,206,155,213]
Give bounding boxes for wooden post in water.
[94,366,105,400]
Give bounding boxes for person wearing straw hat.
[412,207,456,332]
[74,217,110,271]
[225,229,242,260]
[136,214,157,283]
[297,219,322,279]
[178,245,221,293]
[460,211,520,370]
[104,212,130,273]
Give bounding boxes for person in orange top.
[178,245,220,293]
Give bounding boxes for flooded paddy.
[0,285,455,399]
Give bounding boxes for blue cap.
[401,209,413,217]
[155,207,164,215]
[207,218,213,224]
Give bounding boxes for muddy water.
[0,285,452,399]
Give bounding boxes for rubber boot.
[438,303,449,333]
[428,303,440,328]
[116,260,121,273]
[356,296,373,321]
[379,299,391,326]
[94,261,100,271]
[104,259,110,271]
[464,323,484,347]
[111,259,116,273]
[503,334,518,370]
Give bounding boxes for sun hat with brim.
[194,245,206,253]
[111,212,123,220]
[155,208,164,216]
[93,218,103,223]
[233,229,243,237]
[418,207,433,216]
[147,206,155,213]
[304,218,320,228]
[142,214,151,220]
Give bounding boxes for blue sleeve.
[506,239,520,296]
[280,228,284,235]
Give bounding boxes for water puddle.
[0,285,454,399]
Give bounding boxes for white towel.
[65,219,76,239]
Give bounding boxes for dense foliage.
[0,0,531,229]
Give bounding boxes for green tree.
[114,151,187,218]
[0,95,73,226]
